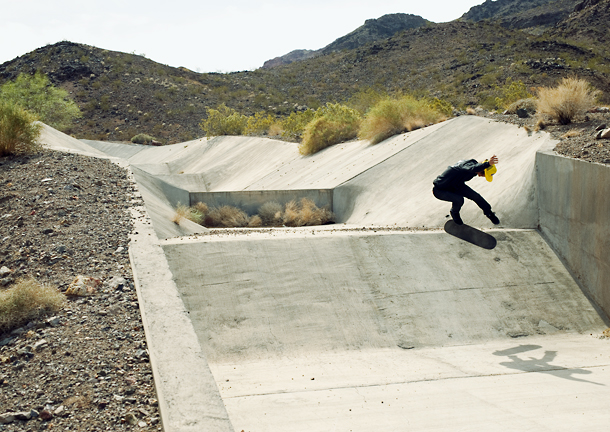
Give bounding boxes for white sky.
[0,0,484,73]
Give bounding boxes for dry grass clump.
[561,129,582,138]
[358,95,446,144]
[534,118,547,131]
[535,77,601,125]
[172,204,204,225]
[0,101,42,156]
[282,198,335,227]
[174,198,334,229]
[0,278,64,332]
[258,202,284,226]
[205,205,250,228]
[504,97,537,115]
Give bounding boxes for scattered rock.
[65,275,102,296]
[39,409,53,421]
[125,412,138,425]
[0,413,15,424]
[0,266,11,277]
[596,129,610,139]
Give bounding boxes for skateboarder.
[432,155,500,225]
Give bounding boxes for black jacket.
[433,159,490,189]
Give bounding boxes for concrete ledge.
[537,150,610,317]
[129,204,232,432]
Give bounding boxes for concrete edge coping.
[129,202,233,432]
[159,226,538,245]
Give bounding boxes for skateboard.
[444,220,497,250]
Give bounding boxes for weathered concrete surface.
[129,206,232,432]
[162,229,610,431]
[39,123,108,158]
[213,334,610,432]
[334,115,555,228]
[537,151,610,316]
[163,230,606,362]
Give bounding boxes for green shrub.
[347,87,388,114]
[199,104,247,137]
[429,97,454,117]
[299,103,361,155]
[358,95,446,144]
[245,112,277,135]
[535,77,600,125]
[0,278,64,332]
[494,79,533,110]
[280,109,316,140]
[0,72,81,131]
[0,101,42,156]
[131,133,157,144]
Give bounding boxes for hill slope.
[0,2,609,147]
[262,13,429,69]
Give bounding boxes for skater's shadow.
[493,344,604,386]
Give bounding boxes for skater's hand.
[489,155,498,165]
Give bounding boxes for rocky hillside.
[0,1,609,145]
[320,13,430,54]
[262,13,429,69]
[548,0,610,43]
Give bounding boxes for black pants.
[433,184,492,214]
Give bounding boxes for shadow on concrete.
[493,344,604,386]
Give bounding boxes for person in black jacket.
[432,155,500,225]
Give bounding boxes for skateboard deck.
[444,220,497,250]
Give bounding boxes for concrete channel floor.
[39,119,610,432]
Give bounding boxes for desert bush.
[0,278,64,332]
[258,202,284,226]
[172,204,204,225]
[280,109,316,140]
[199,104,247,137]
[535,77,601,125]
[282,198,334,227]
[0,72,81,131]
[504,98,537,115]
[245,112,277,135]
[0,101,42,156]
[358,95,446,144]
[347,87,388,114]
[131,133,157,144]
[205,205,250,228]
[494,79,533,110]
[248,215,263,227]
[429,98,454,117]
[299,103,361,155]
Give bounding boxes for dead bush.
[205,205,250,228]
[536,77,600,125]
[0,278,64,332]
[282,198,334,227]
[258,202,284,226]
[172,204,204,225]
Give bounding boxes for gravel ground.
[0,150,160,431]
[484,109,610,165]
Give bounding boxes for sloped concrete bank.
[537,150,610,317]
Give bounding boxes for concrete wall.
[537,150,610,317]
